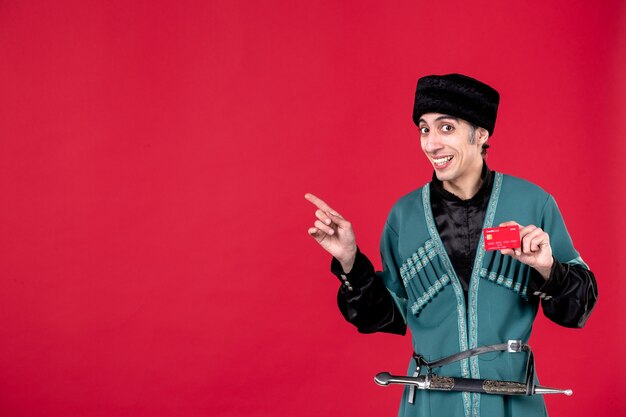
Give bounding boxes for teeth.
[433,156,453,165]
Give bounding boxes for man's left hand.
[498,221,553,280]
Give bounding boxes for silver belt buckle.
[507,339,523,353]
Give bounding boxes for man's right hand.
[304,193,357,273]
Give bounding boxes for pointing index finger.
[304,193,341,216]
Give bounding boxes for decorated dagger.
[374,372,573,396]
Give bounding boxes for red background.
[1,1,625,416]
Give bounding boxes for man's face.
[418,113,487,186]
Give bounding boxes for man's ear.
[476,127,489,146]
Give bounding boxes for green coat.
[380,172,587,417]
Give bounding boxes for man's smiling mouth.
[433,155,453,166]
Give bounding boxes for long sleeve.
[331,249,406,335]
[532,194,599,328]
[529,259,598,328]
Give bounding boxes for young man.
[305,74,597,417]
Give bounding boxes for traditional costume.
[330,74,597,417]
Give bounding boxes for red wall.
[1,1,624,416]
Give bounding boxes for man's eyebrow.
[418,115,459,124]
[435,115,458,122]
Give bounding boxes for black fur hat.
[412,74,500,135]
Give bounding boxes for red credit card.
[483,225,520,251]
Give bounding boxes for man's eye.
[420,127,429,134]
[442,124,454,132]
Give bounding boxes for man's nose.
[425,133,443,153]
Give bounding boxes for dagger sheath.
[374,372,572,396]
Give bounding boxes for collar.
[430,162,493,203]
